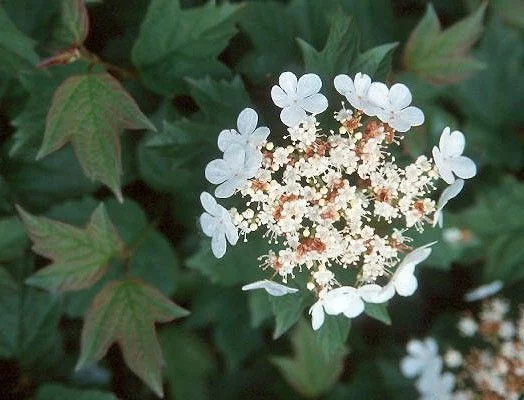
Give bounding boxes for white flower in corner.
[383,242,435,297]
[205,145,261,198]
[271,72,328,127]
[401,337,442,379]
[218,108,270,153]
[309,286,365,330]
[242,280,298,296]
[199,192,238,258]
[432,127,477,184]
[433,179,464,228]
[367,82,424,132]
[334,72,372,111]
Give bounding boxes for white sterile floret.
[416,370,455,400]
[333,72,372,111]
[433,179,464,227]
[401,337,443,379]
[432,127,477,184]
[217,108,270,153]
[309,286,365,330]
[241,280,298,296]
[199,192,238,258]
[367,82,424,132]
[271,72,328,127]
[464,280,503,302]
[205,145,261,198]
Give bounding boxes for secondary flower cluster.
[200,71,477,330]
[401,296,524,399]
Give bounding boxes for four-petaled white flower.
[309,286,365,330]
[432,127,477,184]
[433,179,464,227]
[367,82,424,132]
[205,145,261,198]
[271,72,328,127]
[334,72,372,111]
[242,280,298,296]
[401,337,443,379]
[218,108,270,153]
[416,370,455,400]
[199,192,238,258]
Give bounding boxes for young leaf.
[402,3,487,84]
[76,278,189,398]
[18,204,124,292]
[35,384,117,400]
[364,303,392,325]
[0,6,39,77]
[132,0,239,96]
[271,319,348,398]
[313,315,351,359]
[57,0,90,45]
[270,290,312,339]
[352,42,399,81]
[37,72,156,201]
[0,217,28,262]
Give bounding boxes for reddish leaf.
[37,73,156,201]
[18,204,124,292]
[76,278,189,397]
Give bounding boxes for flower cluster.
[401,296,524,399]
[200,71,477,330]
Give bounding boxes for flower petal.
[398,106,424,128]
[359,284,395,303]
[334,74,354,96]
[205,159,229,184]
[342,294,364,318]
[300,93,328,114]
[297,73,322,98]
[220,208,238,245]
[237,108,258,135]
[199,212,216,237]
[400,356,424,378]
[433,146,455,184]
[250,126,270,147]
[449,156,477,180]
[279,71,298,96]
[217,129,240,152]
[367,82,389,109]
[211,232,226,258]
[280,105,306,127]
[215,179,241,198]
[223,146,246,170]
[242,280,298,296]
[200,192,217,215]
[309,301,325,330]
[271,86,292,108]
[394,271,418,296]
[464,280,503,302]
[442,129,465,158]
[389,83,412,109]
[436,179,464,212]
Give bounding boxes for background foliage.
[0,0,522,399]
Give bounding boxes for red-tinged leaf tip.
[37,47,82,69]
[76,279,188,397]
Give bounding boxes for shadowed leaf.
[37,72,156,200]
[76,278,189,397]
[57,0,90,45]
[18,204,124,292]
[35,384,116,400]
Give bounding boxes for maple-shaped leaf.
[37,72,156,201]
[0,6,39,76]
[402,3,487,84]
[76,278,189,397]
[17,204,124,292]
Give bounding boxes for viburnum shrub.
[200,71,477,330]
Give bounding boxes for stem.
[79,46,138,80]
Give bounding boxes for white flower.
[309,286,365,330]
[367,82,424,132]
[217,108,270,153]
[401,337,442,379]
[205,146,261,198]
[432,127,477,184]
[271,72,328,127]
[334,72,372,111]
[416,371,455,400]
[358,283,395,303]
[383,242,435,297]
[458,317,478,336]
[199,192,238,258]
[433,179,464,227]
[241,280,298,296]
[464,280,503,302]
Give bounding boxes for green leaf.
[364,303,392,325]
[0,6,39,77]
[131,0,239,96]
[35,384,117,400]
[352,42,399,81]
[18,204,124,292]
[313,315,351,359]
[37,72,156,201]
[57,0,90,45]
[403,3,487,84]
[0,216,28,262]
[0,266,17,292]
[160,327,216,400]
[298,13,359,81]
[270,290,312,339]
[76,278,189,398]
[271,319,348,398]
[247,290,273,328]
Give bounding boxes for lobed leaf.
[18,204,124,292]
[37,72,156,200]
[76,278,189,397]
